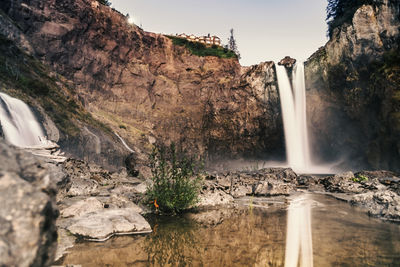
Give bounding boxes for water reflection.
[285,194,313,267]
[144,216,200,266]
[60,194,400,267]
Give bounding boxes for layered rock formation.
[305,0,400,171]
[0,0,283,169]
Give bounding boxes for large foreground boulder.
[0,142,59,267]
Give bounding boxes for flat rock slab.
[67,208,152,241]
[61,197,104,218]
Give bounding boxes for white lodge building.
[176,33,222,47]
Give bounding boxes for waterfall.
[284,194,314,267]
[276,63,312,172]
[0,92,47,147]
[115,132,134,153]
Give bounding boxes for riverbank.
[53,153,400,263]
[1,141,399,266]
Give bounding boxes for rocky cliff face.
[0,0,284,168]
[305,0,400,171]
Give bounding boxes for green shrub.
[166,36,237,59]
[352,174,369,183]
[146,143,203,214]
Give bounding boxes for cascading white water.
[115,132,134,153]
[0,92,47,147]
[276,63,312,172]
[284,194,314,267]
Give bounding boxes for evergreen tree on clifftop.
[228,28,241,60]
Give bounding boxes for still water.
[60,194,400,266]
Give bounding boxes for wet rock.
[66,208,152,241]
[125,153,139,177]
[54,229,76,262]
[188,209,234,226]
[351,190,400,222]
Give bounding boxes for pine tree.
[228,28,241,60]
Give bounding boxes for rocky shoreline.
[1,141,399,266]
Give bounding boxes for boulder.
[320,172,365,193]
[67,208,152,241]
[278,56,296,68]
[351,190,400,222]
[0,142,58,267]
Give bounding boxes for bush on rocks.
[146,144,203,214]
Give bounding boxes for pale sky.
[111,0,328,66]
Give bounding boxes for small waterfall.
[284,194,314,267]
[0,92,47,147]
[115,132,134,153]
[276,63,312,172]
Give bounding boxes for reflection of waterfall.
[276,63,311,173]
[0,92,47,147]
[284,194,313,267]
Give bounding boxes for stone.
[60,197,104,218]
[351,190,400,222]
[0,142,58,267]
[67,208,152,241]
[54,229,76,262]
[67,178,99,197]
[107,194,144,212]
[320,172,365,193]
[254,180,295,196]
[125,153,139,177]
[198,190,234,207]
[188,209,234,226]
[278,56,296,68]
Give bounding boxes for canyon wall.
[0,0,284,170]
[305,0,400,171]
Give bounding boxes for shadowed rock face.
[0,142,59,267]
[305,0,400,171]
[0,0,284,164]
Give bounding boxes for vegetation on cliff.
[146,144,203,214]
[167,36,238,59]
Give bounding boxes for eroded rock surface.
[0,142,59,267]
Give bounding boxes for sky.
[110,0,329,66]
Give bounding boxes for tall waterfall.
[276,63,312,173]
[0,92,47,147]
